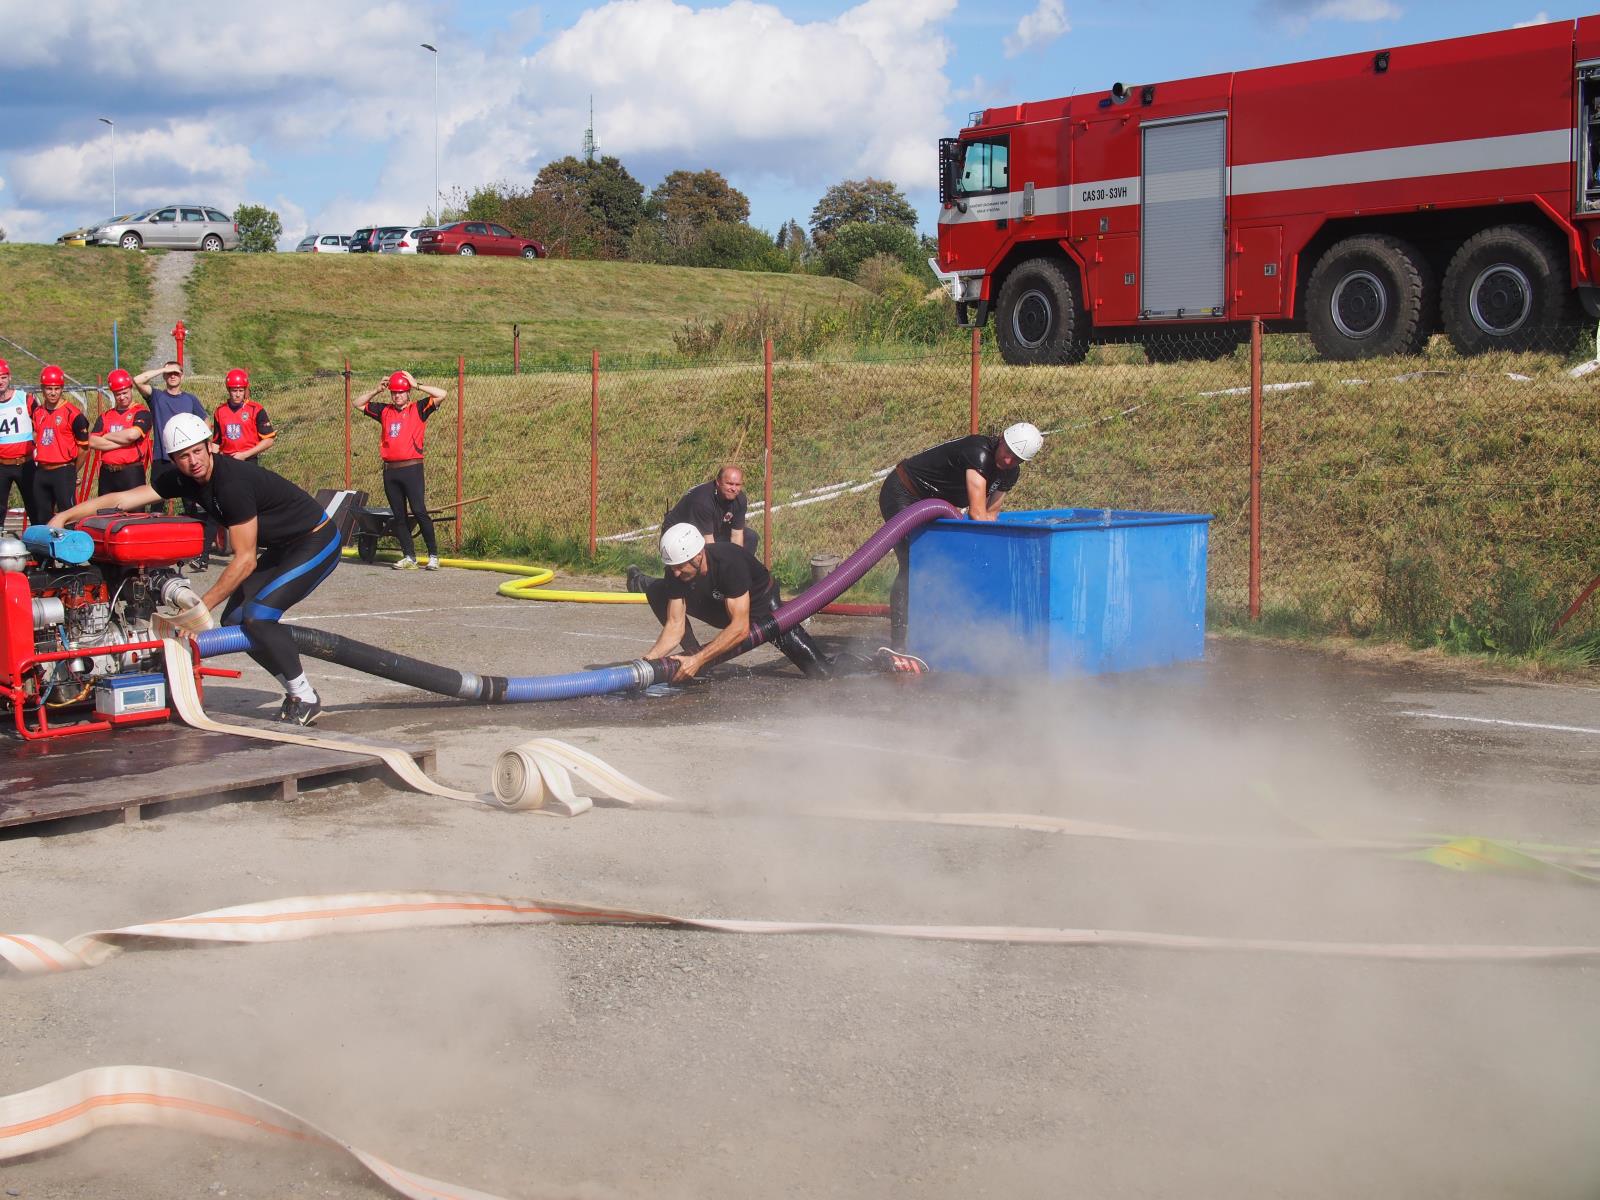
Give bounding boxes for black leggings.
[878,474,919,650]
[98,463,146,495]
[220,521,343,682]
[643,579,832,678]
[383,462,436,558]
[31,464,77,521]
[0,461,35,526]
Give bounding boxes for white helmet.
[1002,421,1043,462]
[163,413,212,456]
[660,522,706,566]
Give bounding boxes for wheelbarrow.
[349,495,485,562]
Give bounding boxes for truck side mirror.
[939,138,960,206]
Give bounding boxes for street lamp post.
[420,43,439,223]
[97,117,116,216]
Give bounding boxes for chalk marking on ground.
[1401,711,1600,737]
[286,603,515,622]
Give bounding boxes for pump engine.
[1,515,208,739]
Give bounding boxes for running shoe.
[873,646,930,675]
[424,555,441,570]
[393,556,418,570]
[625,564,648,593]
[280,695,323,726]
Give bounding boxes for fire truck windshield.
[957,138,1009,195]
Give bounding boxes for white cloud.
[8,122,258,214]
[1514,12,1552,27]
[1003,0,1069,57]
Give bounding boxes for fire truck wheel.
[1440,225,1571,355]
[994,259,1086,365]
[1305,234,1432,360]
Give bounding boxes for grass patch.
[0,245,153,379]
[183,254,866,375]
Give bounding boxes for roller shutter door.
[1141,116,1227,319]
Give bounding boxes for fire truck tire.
[1305,234,1432,360]
[1440,225,1572,355]
[994,259,1086,365]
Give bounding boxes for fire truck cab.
[934,16,1600,364]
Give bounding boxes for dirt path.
[141,251,199,370]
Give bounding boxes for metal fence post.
[342,358,352,491]
[763,338,774,568]
[1249,316,1263,621]
[455,354,465,553]
[589,349,599,557]
[969,325,981,435]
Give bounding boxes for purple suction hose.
[738,497,959,650]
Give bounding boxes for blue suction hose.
[193,498,958,702]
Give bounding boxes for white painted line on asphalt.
[1401,711,1600,737]
[286,604,514,622]
[564,631,642,642]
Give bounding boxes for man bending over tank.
[50,413,342,725]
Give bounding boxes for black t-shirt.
[662,541,774,611]
[899,434,1019,506]
[153,454,325,548]
[665,479,746,539]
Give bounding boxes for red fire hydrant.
[172,321,186,367]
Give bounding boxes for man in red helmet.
[353,370,447,570]
[0,357,35,526]
[88,368,153,495]
[213,368,276,461]
[30,365,90,520]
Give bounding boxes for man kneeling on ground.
[640,522,831,680]
[49,413,342,725]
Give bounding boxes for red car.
[418,221,545,258]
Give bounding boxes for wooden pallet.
[0,721,436,831]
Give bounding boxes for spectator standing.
[213,368,276,461]
[0,358,35,526]
[134,360,213,566]
[29,365,89,520]
[354,370,447,570]
[88,368,153,494]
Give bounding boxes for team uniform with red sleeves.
[214,399,274,457]
[91,405,154,494]
[0,386,33,526]
[361,395,441,560]
[30,398,89,519]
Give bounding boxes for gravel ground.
[3,559,1599,1199]
[141,252,198,370]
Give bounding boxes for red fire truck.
[934,16,1600,364]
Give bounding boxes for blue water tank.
[906,508,1212,676]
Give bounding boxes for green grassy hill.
[0,245,153,380]
[184,254,867,374]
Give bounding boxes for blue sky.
[0,0,1563,248]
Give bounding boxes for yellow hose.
[340,546,645,603]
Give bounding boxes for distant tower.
[582,96,598,163]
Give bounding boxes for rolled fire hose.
[5,888,1599,980]
[195,499,956,700]
[166,639,675,814]
[0,1064,514,1200]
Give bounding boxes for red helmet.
[39,365,65,387]
[387,371,411,393]
[107,368,134,391]
[225,368,249,389]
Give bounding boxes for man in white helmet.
[640,522,832,680]
[877,421,1043,650]
[48,413,343,725]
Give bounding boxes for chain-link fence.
[83,324,1600,650]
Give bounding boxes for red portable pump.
[935,15,1600,363]
[0,515,213,740]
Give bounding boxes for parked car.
[91,206,239,251]
[378,227,432,254]
[349,225,408,253]
[417,221,545,258]
[295,233,351,253]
